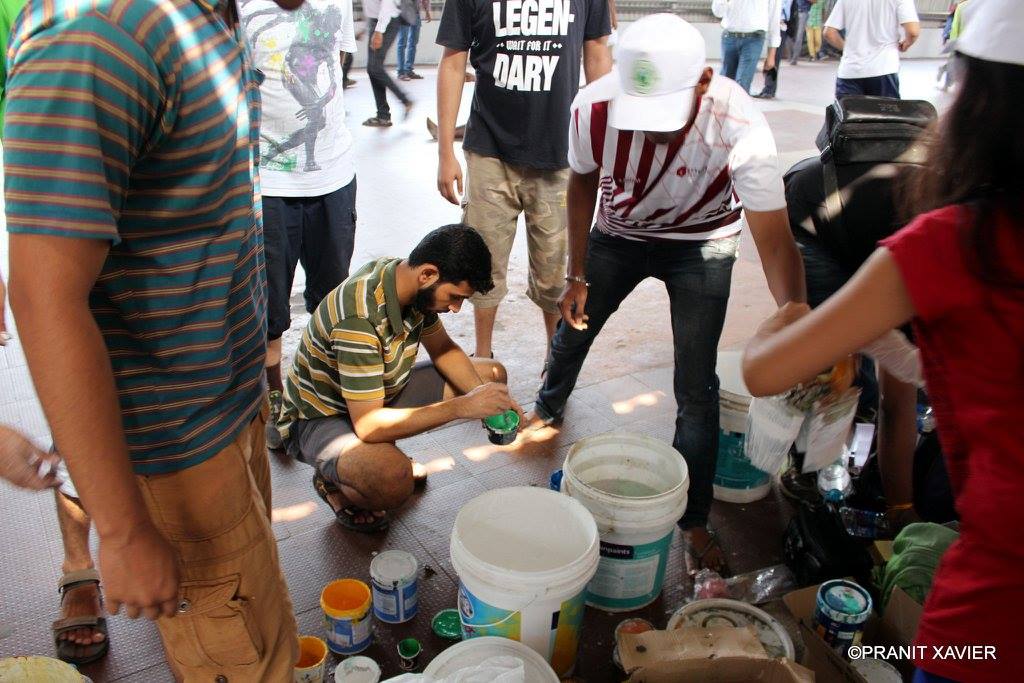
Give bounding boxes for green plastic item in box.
[483,410,520,432]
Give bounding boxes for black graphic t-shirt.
[437,0,610,170]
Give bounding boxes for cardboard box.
[619,627,815,683]
[783,583,923,683]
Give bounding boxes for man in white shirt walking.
[363,0,414,125]
[824,0,920,98]
[241,0,360,445]
[533,15,805,573]
[713,0,783,93]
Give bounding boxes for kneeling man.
[275,224,523,531]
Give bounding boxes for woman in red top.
[741,4,1024,681]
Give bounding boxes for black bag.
[398,0,419,26]
[783,502,874,587]
[814,97,937,271]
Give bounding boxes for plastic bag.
[745,396,804,474]
[688,565,797,605]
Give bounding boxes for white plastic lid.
[424,637,559,682]
[334,655,381,683]
[370,550,419,585]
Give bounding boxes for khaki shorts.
[287,361,447,487]
[136,403,298,682]
[462,151,569,313]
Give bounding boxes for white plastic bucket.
[450,487,599,677]
[714,350,771,503]
[423,636,559,682]
[369,550,418,624]
[561,433,688,612]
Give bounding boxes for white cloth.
[242,0,358,197]
[383,656,527,682]
[364,0,400,32]
[825,0,919,79]
[860,329,923,387]
[711,0,783,48]
[568,74,785,242]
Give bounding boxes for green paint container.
[483,410,520,445]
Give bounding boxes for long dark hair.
[900,54,1024,288]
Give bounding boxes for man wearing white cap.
[533,14,805,573]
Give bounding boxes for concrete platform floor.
[0,60,948,681]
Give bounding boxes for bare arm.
[8,234,179,618]
[607,0,617,29]
[824,26,844,51]
[436,47,469,204]
[420,326,485,395]
[558,169,601,330]
[583,37,612,83]
[743,247,914,397]
[744,207,807,306]
[899,21,920,52]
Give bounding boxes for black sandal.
[362,116,393,127]
[312,473,390,533]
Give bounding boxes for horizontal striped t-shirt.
[568,73,786,242]
[278,258,441,438]
[3,0,267,474]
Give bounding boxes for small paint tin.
[483,410,520,445]
[813,579,872,657]
[369,550,419,624]
[397,638,422,671]
[321,579,373,655]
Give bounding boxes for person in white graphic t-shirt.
[532,14,806,575]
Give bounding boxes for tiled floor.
[0,60,948,681]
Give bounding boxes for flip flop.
[53,568,110,666]
[313,472,390,533]
[362,116,393,127]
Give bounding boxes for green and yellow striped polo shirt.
[279,258,442,437]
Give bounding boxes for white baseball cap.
[609,14,707,132]
[957,0,1024,67]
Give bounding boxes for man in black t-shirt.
[435,0,612,359]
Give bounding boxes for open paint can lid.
[334,655,380,683]
[369,550,418,587]
[432,608,463,640]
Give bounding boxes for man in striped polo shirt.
[533,16,806,574]
[276,225,522,531]
[4,0,302,677]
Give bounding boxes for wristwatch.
[565,275,590,287]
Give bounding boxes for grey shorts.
[286,361,447,486]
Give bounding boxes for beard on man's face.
[413,284,439,313]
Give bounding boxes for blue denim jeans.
[536,230,739,529]
[396,16,421,76]
[721,31,766,94]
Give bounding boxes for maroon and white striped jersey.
[568,73,786,241]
